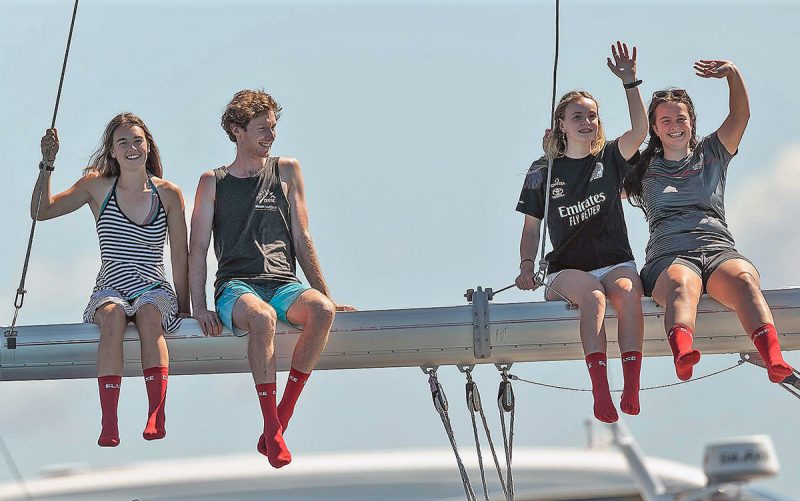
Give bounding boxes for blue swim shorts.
[215,280,311,334]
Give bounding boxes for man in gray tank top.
[189,90,354,469]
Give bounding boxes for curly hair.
[84,112,163,178]
[542,90,606,160]
[623,89,698,209]
[221,89,282,142]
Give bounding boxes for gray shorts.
[640,248,755,297]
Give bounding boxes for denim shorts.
[546,260,638,285]
[215,279,311,334]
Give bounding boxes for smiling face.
[652,101,693,152]
[559,97,599,149]
[110,125,148,172]
[232,111,277,158]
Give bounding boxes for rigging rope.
[461,367,510,501]
[7,0,80,345]
[424,368,477,501]
[509,358,746,393]
[2,3,80,499]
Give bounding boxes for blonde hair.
[542,90,605,160]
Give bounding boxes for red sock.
[751,324,794,383]
[255,383,291,468]
[98,375,122,447]
[668,324,701,381]
[278,368,310,431]
[620,351,642,416]
[143,366,169,441]
[585,353,618,423]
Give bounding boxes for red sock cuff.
[99,375,122,386]
[144,366,169,378]
[585,352,607,368]
[256,383,277,397]
[750,323,775,341]
[288,368,310,385]
[621,351,642,362]
[668,324,693,337]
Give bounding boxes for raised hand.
[40,128,59,166]
[606,41,637,84]
[694,60,735,79]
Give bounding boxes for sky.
[1,0,799,498]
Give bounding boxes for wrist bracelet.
[39,161,54,172]
[520,258,535,268]
[623,79,642,89]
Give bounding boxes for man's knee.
[668,275,701,304]
[247,304,278,335]
[308,297,336,327]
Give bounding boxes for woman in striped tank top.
[33,113,190,447]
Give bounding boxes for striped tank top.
[88,176,179,329]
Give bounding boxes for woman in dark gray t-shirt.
[624,60,793,384]
[515,42,647,424]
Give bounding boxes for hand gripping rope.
[5,0,80,351]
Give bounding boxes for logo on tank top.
[255,188,278,211]
[589,162,604,181]
[662,186,679,193]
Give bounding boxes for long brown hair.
[542,90,606,160]
[84,112,163,178]
[623,89,698,209]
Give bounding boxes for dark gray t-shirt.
[641,132,736,264]
[212,157,299,293]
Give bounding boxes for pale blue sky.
[1,0,799,497]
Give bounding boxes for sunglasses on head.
[653,89,686,99]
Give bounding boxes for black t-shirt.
[516,139,635,273]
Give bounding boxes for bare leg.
[231,293,290,467]
[93,303,126,447]
[548,270,617,422]
[651,264,703,380]
[707,259,792,381]
[285,290,336,373]
[232,294,278,385]
[602,266,644,415]
[548,270,607,355]
[95,303,127,376]
[134,304,169,440]
[134,304,168,369]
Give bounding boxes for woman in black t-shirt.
[515,42,647,423]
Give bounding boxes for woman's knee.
[580,289,607,313]
[135,305,163,332]
[96,303,127,329]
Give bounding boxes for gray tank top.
[213,157,299,292]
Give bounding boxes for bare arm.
[515,215,542,290]
[189,171,222,335]
[695,60,750,155]
[606,41,647,160]
[281,158,354,310]
[160,181,190,315]
[31,128,93,220]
